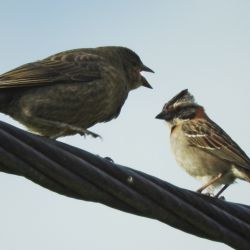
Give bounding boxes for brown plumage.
[156,89,250,197]
[0,46,154,138]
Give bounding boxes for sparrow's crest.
[164,89,195,111]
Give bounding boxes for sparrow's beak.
[142,65,155,73]
[155,111,171,120]
[155,111,165,120]
[141,75,153,89]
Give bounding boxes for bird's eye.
[164,104,171,111]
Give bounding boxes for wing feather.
[0,51,104,88]
[183,119,250,170]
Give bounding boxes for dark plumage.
[0,46,154,138]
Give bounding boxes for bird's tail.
[235,167,250,183]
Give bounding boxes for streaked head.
[155,89,205,126]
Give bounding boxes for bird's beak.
[141,75,153,89]
[142,65,154,73]
[155,111,169,120]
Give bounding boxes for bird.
[155,89,250,197]
[0,46,154,139]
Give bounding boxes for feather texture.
[182,119,250,170]
[0,51,104,88]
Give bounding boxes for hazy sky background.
[0,1,250,249]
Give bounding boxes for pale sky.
[0,1,250,249]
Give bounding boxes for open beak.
[141,75,153,89]
[142,65,155,73]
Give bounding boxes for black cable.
[0,121,249,250]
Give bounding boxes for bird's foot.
[78,129,102,139]
[49,123,102,139]
[203,192,214,197]
[31,117,101,140]
[199,191,226,200]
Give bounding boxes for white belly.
[170,126,234,188]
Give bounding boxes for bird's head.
[115,47,154,90]
[155,89,205,127]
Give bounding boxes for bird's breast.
[170,126,229,178]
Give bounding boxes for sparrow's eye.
[165,105,172,112]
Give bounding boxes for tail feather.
[233,166,250,182]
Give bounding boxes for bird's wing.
[182,119,250,170]
[0,51,105,88]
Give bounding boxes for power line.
[0,121,249,249]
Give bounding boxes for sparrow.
[156,89,250,197]
[0,46,153,139]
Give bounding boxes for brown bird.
[156,89,250,197]
[0,46,153,139]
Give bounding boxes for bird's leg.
[196,173,223,193]
[214,184,229,198]
[29,117,101,139]
[50,125,101,139]
[77,129,102,139]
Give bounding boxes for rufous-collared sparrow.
[156,89,250,197]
